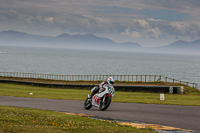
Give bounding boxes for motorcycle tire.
[84,98,93,109]
[99,96,111,111]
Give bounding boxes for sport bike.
[84,86,115,111]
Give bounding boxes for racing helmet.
[107,77,114,85]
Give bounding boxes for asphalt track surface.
[0,96,200,131]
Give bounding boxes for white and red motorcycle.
[84,86,115,111]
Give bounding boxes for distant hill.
[162,40,200,49]
[1,30,199,54]
[152,39,200,55]
[0,30,141,51]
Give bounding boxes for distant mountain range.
[0,30,141,51]
[0,30,199,54]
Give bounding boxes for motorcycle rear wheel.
[84,98,93,109]
[99,96,111,111]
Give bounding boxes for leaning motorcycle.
[84,86,115,111]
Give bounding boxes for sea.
[0,46,200,89]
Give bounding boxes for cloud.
[147,18,161,22]
[121,25,161,39]
[45,17,54,24]
[1,0,200,44]
[133,19,150,28]
[121,28,143,38]
[132,31,143,38]
[170,22,189,34]
[147,27,161,38]
[25,16,33,23]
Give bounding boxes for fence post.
[196,84,198,89]
[159,75,162,82]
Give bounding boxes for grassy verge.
[0,77,199,94]
[0,83,200,106]
[0,106,157,133]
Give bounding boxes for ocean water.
[0,46,200,87]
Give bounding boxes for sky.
[0,0,200,47]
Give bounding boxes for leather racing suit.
[91,81,115,97]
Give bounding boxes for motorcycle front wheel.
[99,96,111,111]
[84,98,93,110]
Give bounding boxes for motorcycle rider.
[90,77,115,98]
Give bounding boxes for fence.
[0,72,198,89]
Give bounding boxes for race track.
[0,96,200,131]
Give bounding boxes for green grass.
[0,106,157,133]
[1,76,199,94]
[114,91,200,106]
[0,83,89,100]
[0,83,200,106]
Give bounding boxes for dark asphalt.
[0,96,200,131]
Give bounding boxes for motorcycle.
[84,86,115,111]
